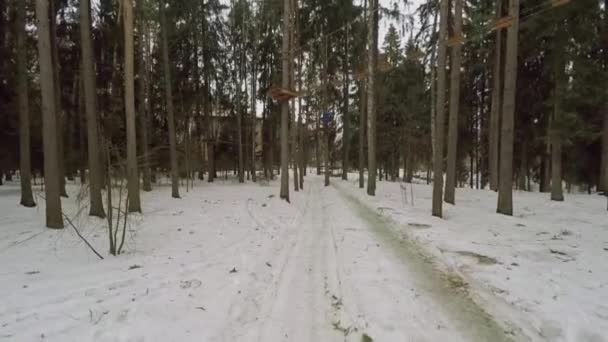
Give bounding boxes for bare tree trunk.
[78,74,87,185]
[80,0,105,217]
[497,0,519,215]
[429,8,438,164]
[124,0,141,212]
[342,24,350,181]
[603,103,608,194]
[17,0,35,207]
[159,0,180,198]
[359,81,367,189]
[324,40,330,187]
[432,0,449,217]
[139,6,152,192]
[601,0,608,194]
[37,0,63,228]
[444,0,463,205]
[316,108,321,175]
[366,0,378,196]
[489,0,504,192]
[251,62,258,183]
[551,31,565,201]
[279,0,290,201]
[518,140,527,191]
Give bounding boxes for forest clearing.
[1,0,607,341]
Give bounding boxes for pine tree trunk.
[601,1,608,194]
[366,0,378,196]
[342,25,350,181]
[251,62,258,183]
[124,0,141,212]
[80,0,105,217]
[49,0,67,198]
[602,103,608,194]
[17,0,35,207]
[358,1,367,189]
[279,0,290,201]
[551,32,565,202]
[497,0,519,215]
[139,7,152,192]
[444,0,463,205]
[518,140,527,191]
[489,0,504,192]
[37,0,63,229]
[432,0,449,217]
[359,81,367,189]
[429,9,438,165]
[78,74,86,185]
[159,0,180,198]
[324,40,330,187]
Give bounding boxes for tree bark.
[359,81,367,189]
[432,0,449,217]
[124,0,141,212]
[551,30,565,202]
[139,5,152,192]
[429,9,438,165]
[489,0,504,192]
[444,0,463,205]
[17,0,35,207]
[49,0,67,198]
[342,24,350,181]
[497,0,519,215]
[279,0,290,201]
[366,0,378,196]
[159,0,180,198]
[80,0,105,217]
[37,0,64,228]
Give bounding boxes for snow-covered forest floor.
[0,175,606,342]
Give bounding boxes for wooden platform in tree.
[447,34,465,47]
[492,16,514,31]
[551,0,570,7]
[268,87,299,101]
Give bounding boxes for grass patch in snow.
[455,251,498,265]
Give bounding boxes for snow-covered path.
[222,176,515,341]
[1,177,521,341]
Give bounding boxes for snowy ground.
[0,174,606,341]
[338,176,608,342]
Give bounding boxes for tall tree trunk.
[518,140,527,191]
[139,15,152,192]
[279,0,290,201]
[551,30,565,202]
[429,8,438,165]
[78,73,86,185]
[251,62,258,183]
[124,0,141,212]
[159,0,180,198]
[358,0,367,190]
[17,0,35,207]
[359,81,367,189]
[601,0,608,195]
[37,0,63,229]
[342,24,350,181]
[49,0,67,198]
[489,0,504,192]
[444,0,463,205]
[316,106,321,175]
[366,0,378,196]
[497,0,519,215]
[324,40,330,187]
[80,0,105,218]
[432,0,449,217]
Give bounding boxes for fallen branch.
[63,214,104,260]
